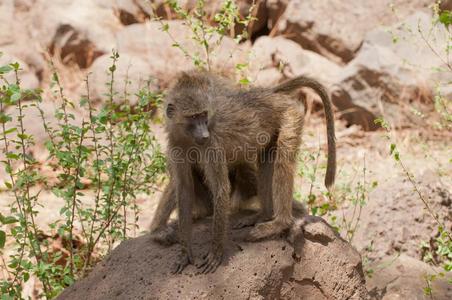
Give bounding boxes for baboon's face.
[166,71,214,145]
[182,110,209,145]
[166,102,210,145]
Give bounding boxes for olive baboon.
[149,164,307,246]
[165,71,336,273]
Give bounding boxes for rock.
[56,216,368,299]
[0,0,14,45]
[0,42,46,82]
[86,53,158,105]
[440,0,452,11]
[94,0,148,25]
[266,0,289,30]
[13,0,35,11]
[338,170,452,264]
[116,21,249,85]
[150,0,268,39]
[331,12,450,130]
[250,36,343,86]
[367,254,452,300]
[0,0,45,82]
[31,0,122,68]
[276,0,431,64]
[330,43,421,131]
[365,12,451,84]
[239,0,269,38]
[0,52,40,90]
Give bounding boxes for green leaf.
[79,97,88,107]
[390,143,396,155]
[0,64,12,75]
[439,10,452,27]
[6,152,19,160]
[10,62,19,70]
[239,77,250,85]
[0,213,18,224]
[17,133,29,140]
[3,127,16,135]
[10,92,21,102]
[0,112,12,124]
[0,230,5,248]
[161,23,169,32]
[63,275,74,285]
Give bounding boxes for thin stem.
[68,121,86,277]
[83,76,103,277]
[15,69,50,296]
[418,21,452,71]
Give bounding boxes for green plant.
[0,51,165,299]
[375,116,452,295]
[151,0,256,84]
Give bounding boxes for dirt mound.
[57,216,368,300]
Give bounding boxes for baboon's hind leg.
[248,108,303,240]
[233,153,274,229]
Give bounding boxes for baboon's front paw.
[196,249,223,274]
[247,222,272,241]
[172,250,194,274]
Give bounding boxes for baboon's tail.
[271,76,336,190]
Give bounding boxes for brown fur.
[164,70,336,274]
[149,165,307,246]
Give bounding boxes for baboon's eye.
[191,114,197,119]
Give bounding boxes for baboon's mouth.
[195,138,209,145]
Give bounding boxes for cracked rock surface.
[57,216,368,300]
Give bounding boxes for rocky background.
[1,0,451,299]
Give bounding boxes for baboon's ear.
[166,103,175,118]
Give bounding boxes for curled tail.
[272,76,336,190]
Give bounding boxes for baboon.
[165,70,336,273]
[149,164,307,246]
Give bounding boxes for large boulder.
[94,0,148,25]
[338,170,452,264]
[0,0,15,45]
[0,0,45,83]
[0,53,40,90]
[250,36,343,86]
[275,0,431,64]
[115,20,250,85]
[150,0,268,37]
[266,0,289,30]
[367,254,452,300]
[30,0,122,68]
[57,216,368,299]
[331,12,451,130]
